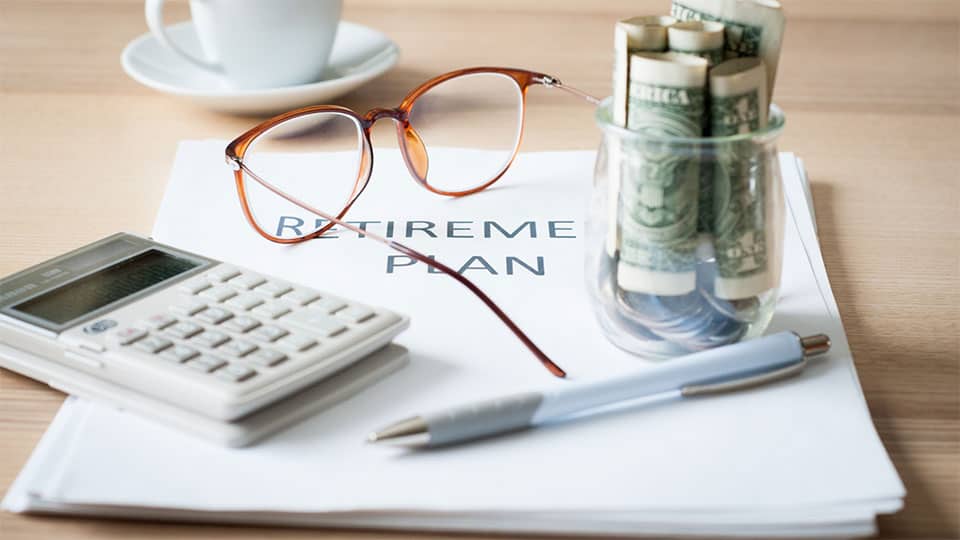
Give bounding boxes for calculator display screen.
[11,250,199,325]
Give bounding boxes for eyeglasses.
[225,67,598,378]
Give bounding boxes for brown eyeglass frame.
[226,67,599,378]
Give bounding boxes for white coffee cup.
[145,0,343,89]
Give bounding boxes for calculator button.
[229,273,266,290]
[195,307,233,325]
[218,339,257,358]
[215,363,257,382]
[208,266,241,282]
[221,316,260,333]
[170,299,207,316]
[335,305,375,324]
[254,281,292,298]
[310,297,347,314]
[281,289,319,306]
[285,311,347,338]
[113,327,147,346]
[143,313,177,330]
[277,334,317,353]
[178,280,211,295]
[252,303,290,319]
[248,349,287,367]
[82,318,118,335]
[191,330,230,348]
[249,325,289,343]
[159,344,199,363]
[186,355,227,373]
[134,336,173,354]
[166,321,203,339]
[226,294,264,311]
[200,285,238,303]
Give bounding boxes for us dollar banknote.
[613,16,675,126]
[617,52,707,296]
[668,20,725,68]
[709,57,774,299]
[608,15,676,257]
[671,0,784,105]
[667,20,725,235]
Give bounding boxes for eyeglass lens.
[240,72,524,240]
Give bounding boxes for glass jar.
[586,98,786,359]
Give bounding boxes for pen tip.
[364,416,430,448]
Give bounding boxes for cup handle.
[144,0,222,73]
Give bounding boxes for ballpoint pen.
[367,331,831,449]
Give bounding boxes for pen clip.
[680,358,807,397]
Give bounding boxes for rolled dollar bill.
[667,20,726,236]
[617,52,707,296]
[668,20,725,66]
[612,16,676,126]
[710,57,774,299]
[608,15,676,257]
[671,0,784,104]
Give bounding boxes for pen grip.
[424,392,543,446]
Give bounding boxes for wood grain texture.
[0,0,958,539]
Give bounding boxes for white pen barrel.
[533,332,804,422]
[423,392,544,446]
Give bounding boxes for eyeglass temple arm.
[238,163,568,378]
[387,241,566,378]
[534,75,602,105]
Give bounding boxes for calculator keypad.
[200,285,237,303]
[167,321,203,339]
[101,264,399,392]
[216,363,256,382]
[284,311,346,338]
[186,355,227,373]
[159,344,199,363]
[277,334,317,353]
[336,305,375,324]
[113,327,147,346]
[229,273,266,290]
[134,336,173,354]
[281,289,319,306]
[310,297,346,314]
[252,303,290,319]
[218,339,257,358]
[143,313,176,330]
[208,266,241,282]
[226,294,264,311]
[221,315,260,334]
[191,330,230,348]
[179,281,211,295]
[248,349,287,367]
[195,307,233,324]
[254,281,292,298]
[171,298,207,316]
[249,324,288,343]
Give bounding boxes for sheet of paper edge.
[12,494,881,538]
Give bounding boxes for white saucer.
[121,21,399,115]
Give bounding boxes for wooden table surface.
[1,1,958,538]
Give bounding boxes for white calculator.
[0,233,409,443]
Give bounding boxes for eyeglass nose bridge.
[363,107,405,125]
[361,107,430,183]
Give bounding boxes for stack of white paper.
[2,144,904,537]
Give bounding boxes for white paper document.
[3,144,904,536]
